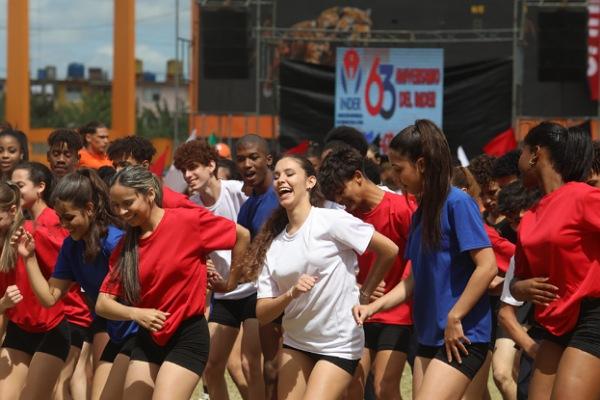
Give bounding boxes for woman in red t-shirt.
[96,166,250,399]
[0,180,71,400]
[511,122,600,399]
[12,161,94,400]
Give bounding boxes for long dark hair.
[389,119,452,249]
[51,169,120,263]
[241,155,324,282]
[0,182,24,272]
[110,166,162,305]
[14,161,54,206]
[524,122,593,182]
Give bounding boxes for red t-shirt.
[0,208,68,332]
[515,182,600,336]
[100,207,237,345]
[36,208,93,328]
[484,224,515,273]
[162,186,198,209]
[352,191,414,325]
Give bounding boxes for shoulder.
[105,226,125,250]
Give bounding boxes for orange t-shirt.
[79,148,112,169]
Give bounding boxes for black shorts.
[86,316,108,343]
[208,293,257,328]
[364,323,412,353]
[2,319,71,361]
[131,315,210,376]
[99,335,136,363]
[416,342,490,380]
[282,344,360,376]
[68,322,90,349]
[541,298,600,358]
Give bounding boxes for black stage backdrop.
[279,58,512,159]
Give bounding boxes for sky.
[0,0,191,81]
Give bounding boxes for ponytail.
[0,182,24,272]
[390,119,452,249]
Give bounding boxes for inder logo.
[340,49,362,94]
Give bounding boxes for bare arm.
[96,293,170,333]
[358,231,399,304]
[445,247,497,362]
[498,303,539,358]
[353,273,414,324]
[208,224,251,293]
[256,274,316,325]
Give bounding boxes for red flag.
[150,146,170,176]
[483,128,517,157]
[285,140,310,155]
[589,1,600,100]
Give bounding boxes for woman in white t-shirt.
[244,155,399,400]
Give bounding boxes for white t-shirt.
[191,180,255,300]
[257,207,375,360]
[501,256,524,307]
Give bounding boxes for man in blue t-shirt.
[235,134,280,399]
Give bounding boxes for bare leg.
[303,359,355,400]
[260,322,282,400]
[21,351,65,400]
[415,359,471,400]
[277,348,313,400]
[551,346,600,400]
[71,341,93,400]
[226,326,249,398]
[240,318,265,400]
[95,353,130,400]
[462,350,492,400]
[527,340,563,400]
[412,356,432,398]
[152,361,201,400]
[0,347,31,400]
[52,346,80,400]
[492,338,518,400]
[346,348,372,400]
[204,322,240,400]
[121,360,159,400]
[372,350,407,400]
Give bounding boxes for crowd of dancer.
[0,118,598,400]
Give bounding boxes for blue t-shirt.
[52,225,137,342]
[237,185,279,238]
[406,187,492,346]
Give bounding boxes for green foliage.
[136,99,189,141]
[30,91,111,129]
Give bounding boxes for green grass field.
[191,367,503,399]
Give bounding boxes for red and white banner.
[588,0,600,100]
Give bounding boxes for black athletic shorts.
[416,342,490,380]
[282,344,360,376]
[99,335,136,363]
[541,298,600,358]
[68,322,90,349]
[2,319,71,361]
[208,293,257,328]
[364,323,412,353]
[86,316,108,343]
[131,315,210,376]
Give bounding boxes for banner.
[335,48,444,152]
[589,0,600,100]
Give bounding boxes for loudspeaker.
[538,10,587,81]
[201,9,249,79]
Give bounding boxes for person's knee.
[374,375,400,398]
[204,357,228,382]
[492,365,514,389]
[263,358,279,383]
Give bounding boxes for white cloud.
[0,0,191,80]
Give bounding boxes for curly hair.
[173,139,220,174]
[497,180,541,216]
[324,126,368,157]
[318,146,365,201]
[468,154,496,189]
[107,136,157,164]
[47,129,83,153]
[492,149,522,180]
